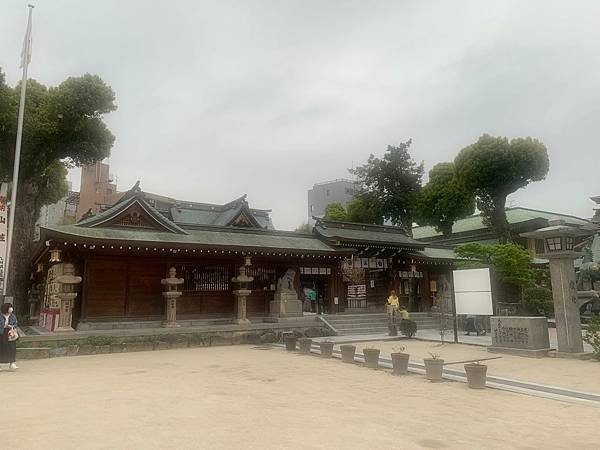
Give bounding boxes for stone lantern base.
[233,289,251,325]
[162,291,182,328]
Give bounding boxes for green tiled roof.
[43,224,341,253]
[315,220,423,249]
[413,207,590,240]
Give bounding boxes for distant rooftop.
[413,207,590,240]
[311,179,357,188]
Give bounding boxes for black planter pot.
[363,348,381,369]
[391,352,410,375]
[340,345,356,363]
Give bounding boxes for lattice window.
[177,264,231,292]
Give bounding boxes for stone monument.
[269,268,303,319]
[161,267,184,328]
[522,221,596,357]
[488,316,551,358]
[55,263,83,332]
[231,257,253,325]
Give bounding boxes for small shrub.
[399,319,417,338]
[522,287,554,317]
[583,316,600,360]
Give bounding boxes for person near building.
[464,314,477,336]
[0,303,18,370]
[386,290,400,322]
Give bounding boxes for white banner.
[0,183,7,292]
[453,268,493,315]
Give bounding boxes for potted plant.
[363,346,380,369]
[284,335,298,351]
[464,360,487,389]
[423,352,444,382]
[340,344,356,363]
[390,345,410,375]
[319,341,334,358]
[298,337,313,354]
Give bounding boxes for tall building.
[307,179,358,225]
[77,162,122,220]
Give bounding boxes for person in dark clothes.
[0,302,18,370]
[464,314,477,336]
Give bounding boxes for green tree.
[454,134,549,243]
[346,193,383,224]
[414,162,475,236]
[455,242,534,288]
[0,69,116,312]
[350,140,423,235]
[323,202,347,221]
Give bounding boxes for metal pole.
[450,270,459,343]
[3,5,34,298]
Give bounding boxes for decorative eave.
[77,183,187,235]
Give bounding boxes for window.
[345,188,355,195]
[535,239,545,255]
[565,237,574,251]
[177,264,231,292]
[106,189,113,195]
[310,205,314,212]
[326,190,330,196]
[546,237,562,251]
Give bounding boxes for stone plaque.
[489,316,551,357]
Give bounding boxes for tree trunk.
[493,194,511,244]
[5,183,39,315]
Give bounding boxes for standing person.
[386,290,400,322]
[0,303,18,370]
[464,314,476,336]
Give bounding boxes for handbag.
[7,327,19,342]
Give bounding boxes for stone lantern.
[231,257,253,325]
[161,267,184,328]
[54,263,83,331]
[522,220,596,355]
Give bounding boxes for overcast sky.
[2,0,599,230]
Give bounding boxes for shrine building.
[32,183,457,332]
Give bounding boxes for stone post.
[161,267,184,328]
[522,221,596,356]
[55,263,83,332]
[231,260,253,325]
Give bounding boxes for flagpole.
[3,5,34,298]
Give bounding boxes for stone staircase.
[323,312,441,336]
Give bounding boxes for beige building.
[77,162,122,220]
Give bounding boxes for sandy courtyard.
[3,345,599,450]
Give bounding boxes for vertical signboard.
[0,183,8,293]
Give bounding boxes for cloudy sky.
[2,0,599,229]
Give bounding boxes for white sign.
[0,183,7,293]
[453,268,493,315]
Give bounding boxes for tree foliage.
[323,202,347,221]
[455,242,534,288]
[350,140,423,234]
[454,134,549,243]
[521,287,554,317]
[346,193,383,224]
[414,162,475,236]
[0,68,116,311]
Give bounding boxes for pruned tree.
[454,135,549,243]
[0,69,116,312]
[346,193,383,225]
[414,162,475,236]
[323,202,347,221]
[350,140,423,235]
